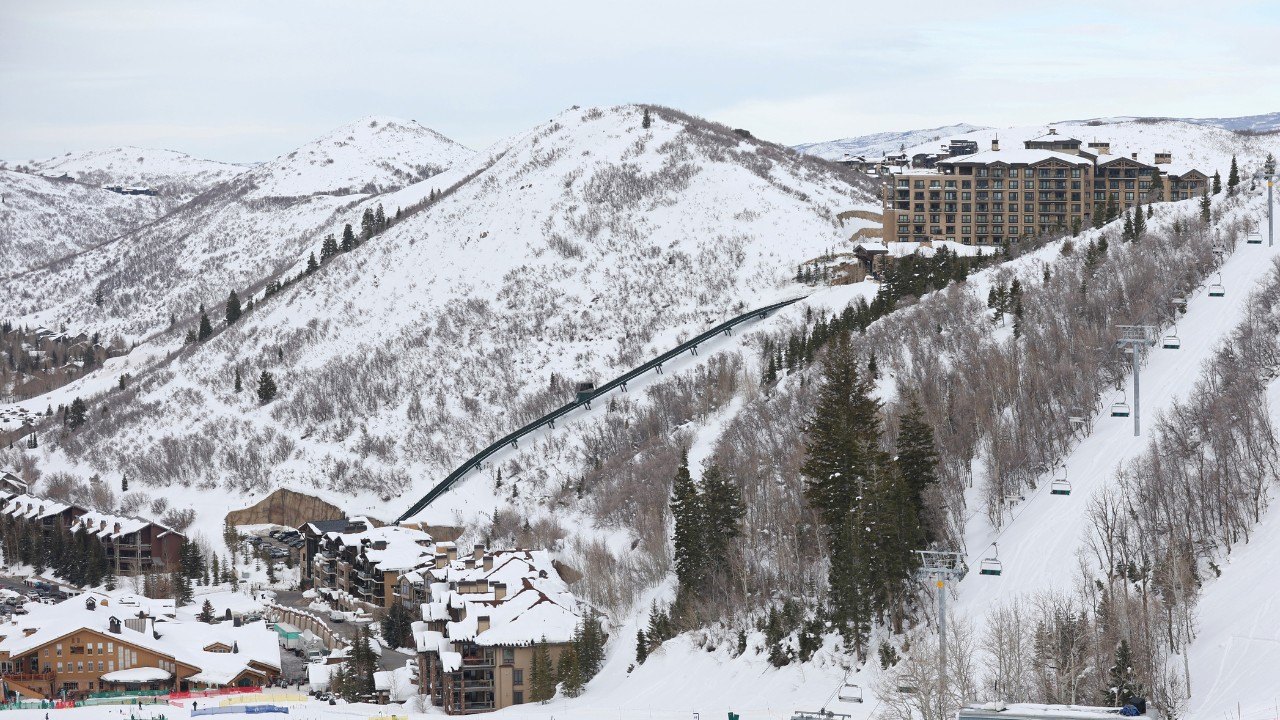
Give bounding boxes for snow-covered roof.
[1,493,75,520]
[413,549,582,655]
[0,592,279,685]
[853,242,889,253]
[72,509,162,539]
[1096,154,1154,168]
[939,148,1093,167]
[320,518,436,572]
[101,666,172,682]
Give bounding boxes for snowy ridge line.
[396,295,808,521]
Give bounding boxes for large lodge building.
[882,130,1210,246]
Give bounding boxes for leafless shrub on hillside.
[162,507,196,532]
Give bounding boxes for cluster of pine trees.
[669,454,744,616]
[763,247,989,384]
[527,615,607,701]
[329,626,378,701]
[380,601,415,649]
[0,522,113,588]
[800,340,939,659]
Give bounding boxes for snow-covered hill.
[5,103,878,559]
[0,116,476,339]
[7,146,245,202]
[0,169,168,276]
[241,116,473,199]
[794,122,989,160]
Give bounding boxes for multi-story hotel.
[882,129,1209,246]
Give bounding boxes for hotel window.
[107,643,113,653]
[1010,226,1019,235]
[77,662,84,673]
[929,180,941,188]
[57,662,63,673]
[961,192,971,200]
[1071,168,1081,178]
[98,661,103,672]
[513,691,524,705]
[961,215,971,223]
[513,669,525,686]
[56,644,62,657]
[1125,192,1134,201]
[1024,215,1034,224]
[944,180,956,188]
[108,662,114,672]
[962,181,971,188]
[914,180,924,189]
[962,226,971,234]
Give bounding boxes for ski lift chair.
[838,684,864,703]
[1208,273,1226,298]
[979,544,1003,576]
[1050,467,1071,496]
[1111,393,1131,417]
[1162,325,1182,350]
[1248,233,1263,245]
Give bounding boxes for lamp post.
[1253,155,1279,248]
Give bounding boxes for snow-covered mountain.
[0,169,168,276]
[1178,109,1280,134]
[793,122,989,160]
[0,116,476,339]
[6,102,878,555]
[7,147,245,203]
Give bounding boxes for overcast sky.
[3,1,1278,163]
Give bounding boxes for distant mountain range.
[796,111,1280,160]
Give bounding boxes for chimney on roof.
[492,582,506,601]
[483,554,493,572]
[473,544,484,562]
[1048,128,1058,135]
[445,545,457,562]
[434,553,446,570]
[991,138,1000,152]
[464,558,475,570]
[477,615,490,634]
[1131,152,1138,160]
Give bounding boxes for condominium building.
[299,517,439,611]
[0,493,182,576]
[411,548,582,714]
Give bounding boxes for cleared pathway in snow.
[948,226,1280,625]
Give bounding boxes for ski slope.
[953,218,1280,613]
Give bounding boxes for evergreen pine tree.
[699,465,744,589]
[895,397,939,544]
[1149,170,1163,200]
[257,371,278,403]
[1105,639,1145,705]
[641,107,651,130]
[234,368,242,393]
[225,290,242,325]
[341,223,356,252]
[557,642,583,697]
[306,252,319,274]
[1212,170,1222,195]
[374,204,386,229]
[1122,211,1134,241]
[198,307,213,340]
[1132,203,1145,238]
[670,453,705,601]
[1227,155,1239,194]
[1201,191,1211,222]
[635,628,648,664]
[530,637,556,701]
[361,208,376,241]
[320,234,339,262]
[67,397,88,430]
[26,433,36,449]
[199,599,216,623]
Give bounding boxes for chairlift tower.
[1253,155,1279,248]
[1115,325,1156,437]
[915,550,965,720]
